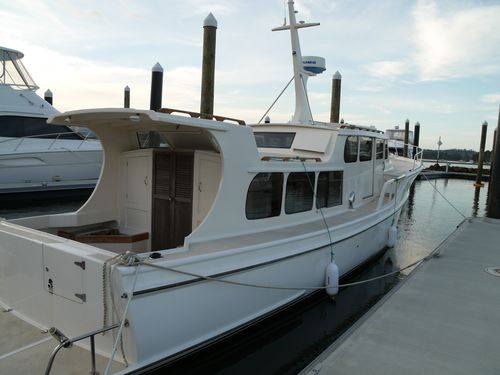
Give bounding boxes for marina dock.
[301,217,500,375]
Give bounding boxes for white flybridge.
[0,2,423,374]
[0,46,102,196]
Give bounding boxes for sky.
[1,0,499,150]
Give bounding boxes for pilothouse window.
[254,132,295,148]
[359,137,373,161]
[246,173,283,219]
[376,139,384,160]
[285,172,315,214]
[344,136,358,163]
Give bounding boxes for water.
[0,179,489,374]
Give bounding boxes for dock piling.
[413,121,420,159]
[150,63,163,111]
[330,71,342,123]
[474,121,488,187]
[44,89,53,105]
[487,105,500,218]
[124,85,130,108]
[403,119,409,158]
[200,13,218,120]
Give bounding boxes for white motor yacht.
[0,46,102,196]
[0,2,423,374]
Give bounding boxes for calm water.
[0,179,489,374]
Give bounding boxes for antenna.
[283,0,286,25]
[272,1,321,125]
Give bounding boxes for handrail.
[1,131,99,151]
[158,107,246,125]
[44,323,119,375]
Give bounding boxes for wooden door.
[152,150,193,250]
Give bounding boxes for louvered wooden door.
[152,150,194,250]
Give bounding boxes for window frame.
[284,172,315,215]
[245,172,284,220]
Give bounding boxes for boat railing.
[159,107,246,125]
[388,141,424,167]
[0,131,98,152]
[44,323,119,375]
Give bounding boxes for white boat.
[0,2,423,374]
[386,125,414,157]
[0,46,102,196]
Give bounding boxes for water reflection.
[472,186,481,217]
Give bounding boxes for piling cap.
[44,89,52,97]
[124,85,130,91]
[415,121,420,126]
[204,13,218,28]
[483,121,488,126]
[333,70,342,80]
[152,62,163,73]
[405,119,410,125]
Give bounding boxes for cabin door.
[151,150,194,251]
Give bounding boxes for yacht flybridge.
[0,46,101,197]
[0,2,423,374]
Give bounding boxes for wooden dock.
[300,217,500,375]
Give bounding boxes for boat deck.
[0,309,124,375]
[300,217,500,375]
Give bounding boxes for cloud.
[364,60,410,79]
[481,93,500,104]
[412,0,500,80]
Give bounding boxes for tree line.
[422,148,492,163]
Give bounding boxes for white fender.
[325,260,339,296]
[387,225,397,248]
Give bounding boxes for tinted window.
[316,171,343,208]
[344,136,358,163]
[285,172,314,214]
[0,116,82,139]
[246,173,283,219]
[376,139,384,159]
[359,137,373,161]
[254,132,295,148]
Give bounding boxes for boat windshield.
[0,116,83,139]
[0,48,38,90]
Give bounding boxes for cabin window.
[344,136,358,163]
[137,131,170,149]
[376,139,385,160]
[285,172,315,214]
[0,116,82,139]
[359,137,373,161]
[384,142,389,159]
[246,173,283,219]
[316,171,343,208]
[254,132,295,148]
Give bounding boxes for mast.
[272,1,320,124]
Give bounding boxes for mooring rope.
[300,159,335,260]
[136,255,426,292]
[421,172,467,219]
[103,256,141,375]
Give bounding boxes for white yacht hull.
[116,196,406,372]
[0,138,102,194]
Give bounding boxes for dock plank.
[301,217,500,375]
